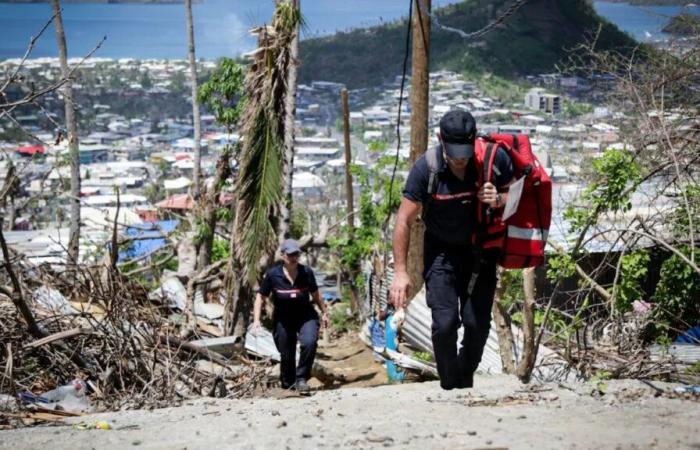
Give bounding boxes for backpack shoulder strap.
[425,145,442,196]
[422,145,443,220]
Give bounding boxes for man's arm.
[389,197,422,309]
[478,147,516,208]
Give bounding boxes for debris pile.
[0,252,273,428]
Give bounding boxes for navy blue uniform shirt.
[403,145,514,246]
[259,264,318,314]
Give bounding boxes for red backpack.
[474,133,552,269]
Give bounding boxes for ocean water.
[593,1,700,42]
[0,1,697,61]
[0,0,461,60]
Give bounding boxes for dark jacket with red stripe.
[259,264,319,316]
[403,145,514,247]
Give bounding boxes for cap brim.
[444,142,474,160]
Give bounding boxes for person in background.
[253,239,330,395]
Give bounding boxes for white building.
[525,88,561,115]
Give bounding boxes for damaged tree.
[224,1,302,340]
[195,58,245,272]
[495,30,700,382]
[49,0,82,266]
[184,0,203,200]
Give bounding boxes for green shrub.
[650,246,700,340]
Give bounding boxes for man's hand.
[250,320,262,336]
[321,311,330,329]
[390,270,412,309]
[478,182,498,208]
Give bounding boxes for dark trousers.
[424,239,499,389]
[272,309,319,388]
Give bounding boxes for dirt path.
[312,332,389,389]
[2,373,698,450]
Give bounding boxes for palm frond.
[234,1,300,286]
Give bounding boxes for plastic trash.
[0,394,17,412]
[368,319,386,363]
[33,287,75,314]
[673,385,700,394]
[384,311,405,382]
[40,379,87,402]
[150,277,187,310]
[21,379,91,413]
[73,420,112,430]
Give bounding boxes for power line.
[416,0,529,40]
[382,0,414,235]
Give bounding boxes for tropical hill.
[663,12,700,35]
[299,0,638,88]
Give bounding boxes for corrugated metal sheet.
[364,268,574,381]
[403,289,505,375]
[245,327,281,361]
[650,344,700,364]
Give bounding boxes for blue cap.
[280,239,301,255]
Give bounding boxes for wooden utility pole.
[341,89,354,232]
[50,0,81,266]
[341,88,359,316]
[409,0,431,163]
[406,0,431,300]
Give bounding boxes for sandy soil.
[2,372,698,450]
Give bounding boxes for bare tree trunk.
[278,0,300,244]
[516,267,537,383]
[1,162,19,231]
[223,269,254,340]
[185,0,202,200]
[196,148,231,270]
[0,228,43,339]
[491,268,516,374]
[406,0,431,301]
[50,0,80,265]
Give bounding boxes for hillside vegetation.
[663,12,700,35]
[299,0,638,88]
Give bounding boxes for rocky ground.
[1,370,698,450]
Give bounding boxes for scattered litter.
[673,385,700,394]
[190,336,238,358]
[19,379,91,414]
[193,302,224,320]
[383,348,438,378]
[0,394,17,412]
[245,325,281,361]
[150,277,187,310]
[73,420,112,430]
[33,287,75,314]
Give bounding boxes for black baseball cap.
[439,110,477,159]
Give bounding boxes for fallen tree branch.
[158,334,231,367]
[24,327,95,350]
[0,227,43,339]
